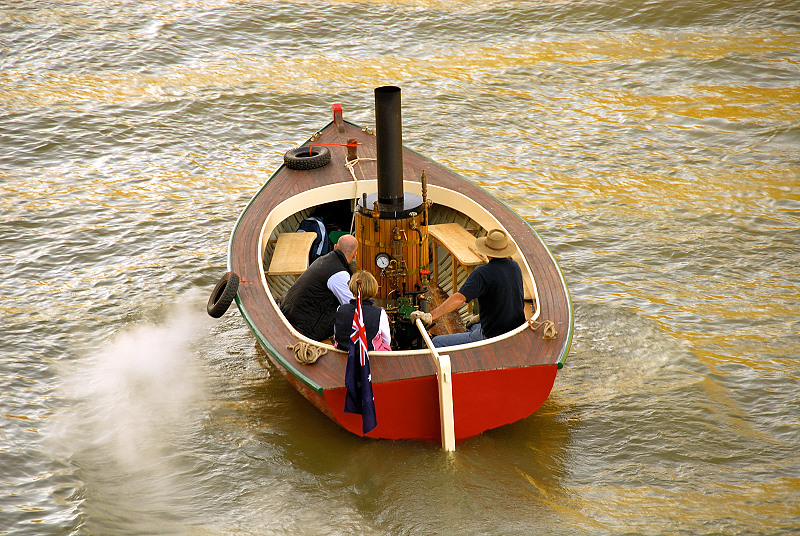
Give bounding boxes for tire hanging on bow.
[207,272,240,318]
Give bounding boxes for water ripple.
[2,0,798,534]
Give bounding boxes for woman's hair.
[349,270,378,299]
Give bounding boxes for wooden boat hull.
[227,103,572,444]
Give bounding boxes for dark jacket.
[334,299,383,351]
[280,249,352,341]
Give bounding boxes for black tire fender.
[207,272,240,318]
[283,146,331,170]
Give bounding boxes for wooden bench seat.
[428,223,535,303]
[428,223,484,296]
[266,232,318,277]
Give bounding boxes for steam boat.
[208,87,573,448]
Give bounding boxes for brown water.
[2,1,798,534]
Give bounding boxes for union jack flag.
[344,289,377,433]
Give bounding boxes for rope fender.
[288,342,327,365]
[529,319,557,340]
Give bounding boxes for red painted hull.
[269,349,558,442]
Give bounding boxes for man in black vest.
[280,234,358,341]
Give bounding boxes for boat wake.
[557,300,702,406]
[43,291,217,532]
[53,292,211,465]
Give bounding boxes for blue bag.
[297,217,331,264]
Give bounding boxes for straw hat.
[474,229,517,258]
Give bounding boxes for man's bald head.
[336,234,358,262]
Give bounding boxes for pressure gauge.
[375,252,392,269]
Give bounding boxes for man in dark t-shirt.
[410,229,525,347]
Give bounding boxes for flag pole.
[415,319,456,452]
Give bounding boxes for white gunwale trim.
[256,180,542,355]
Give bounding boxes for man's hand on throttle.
[410,311,433,326]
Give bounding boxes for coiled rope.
[287,342,327,364]
[529,319,558,340]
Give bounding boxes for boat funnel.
[375,86,404,211]
[354,86,429,300]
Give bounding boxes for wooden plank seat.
[266,232,318,277]
[428,223,484,296]
[428,223,486,317]
[428,223,535,304]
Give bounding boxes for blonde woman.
[334,271,391,351]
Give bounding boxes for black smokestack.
[375,86,404,211]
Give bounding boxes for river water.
[2,1,798,534]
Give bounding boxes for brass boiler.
[354,193,429,301]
